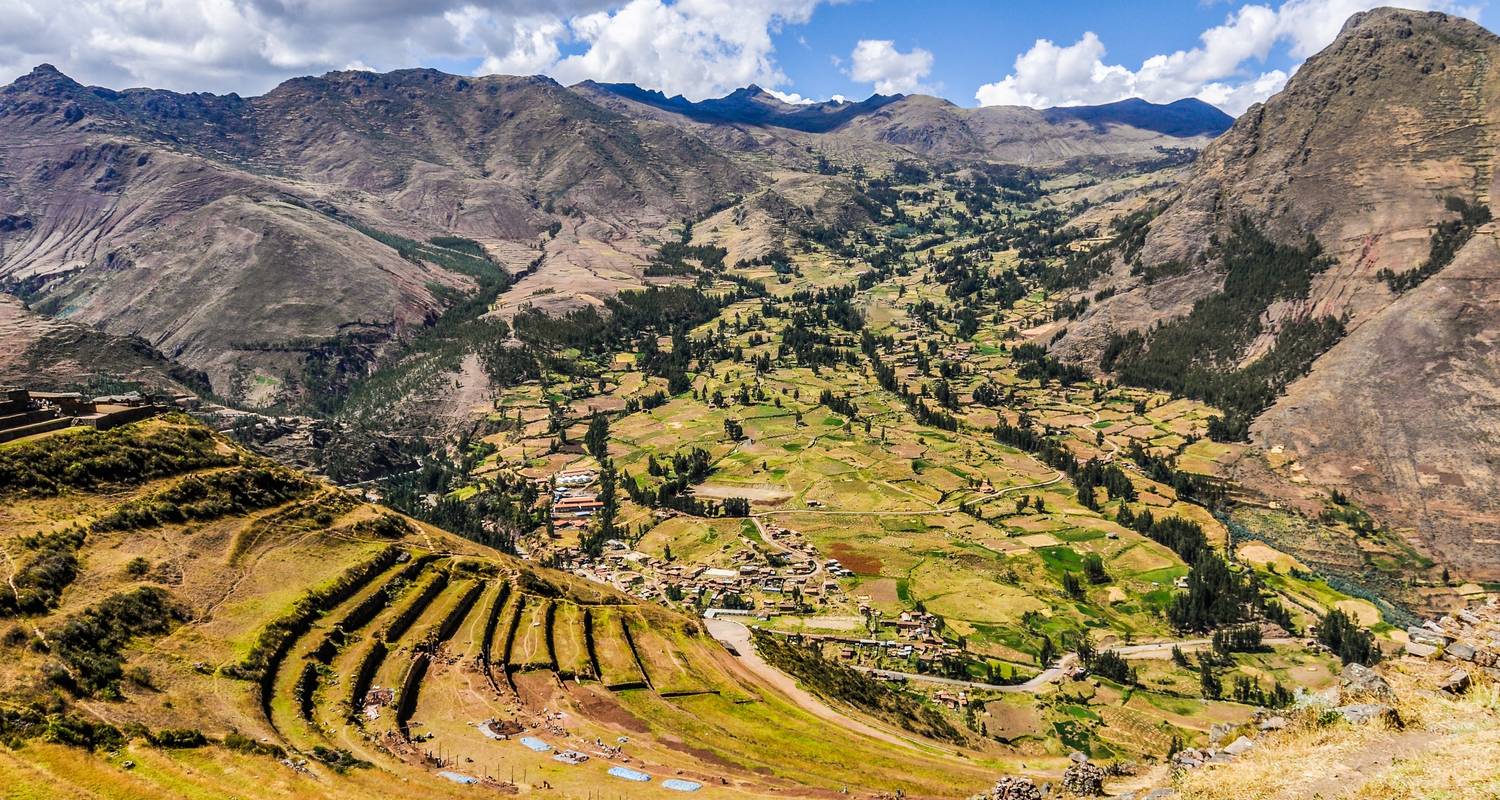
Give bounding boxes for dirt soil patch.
[829,542,884,575]
[567,684,650,734]
[692,484,793,504]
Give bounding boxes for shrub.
[0,421,231,497]
[49,586,184,697]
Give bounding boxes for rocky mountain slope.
[0,62,1223,411]
[1060,8,1500,578]
[0,63,1224,410]
[0,66,751,406]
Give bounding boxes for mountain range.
[0,64,1220,407]
[1,7,1497,577]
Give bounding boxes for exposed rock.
[970,776,1042,800]
[1259,716,1289,731]
[1061,760,1105,796]
[1446,642,1477,661]
[1223,736,1256,757]
[1405,641,1440,659]
[1439,669,1472,694]
[1341,663,1393,697]
[1407,626,1452,647]
[1334,703,1399,726]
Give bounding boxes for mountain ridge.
[1058,7,1500,578]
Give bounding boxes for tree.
[584,413,610,461]
[1038,635,1056,667]
[1198,659,1222,700]
[1062,571,1084,600]
[1083,553,1110,584]
[723,418,744,441]
[1316,608,1380,666]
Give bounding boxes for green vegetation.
[48,586,184,698]
[753,629,963,744]
[94,465,314,531]
[1316,608,1381,666]
[1377,197,1491,292]
[1101,219,1343,440]
[0,421,230,495]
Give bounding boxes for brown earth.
[1057,9,1500,578]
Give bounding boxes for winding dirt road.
[704,618,959,754]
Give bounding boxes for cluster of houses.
[788,622,970,676]
[546,469,604,524]
[0,386,179,443]
[547,510,853,615]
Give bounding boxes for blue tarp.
[608,766,652,782]
[437,771,478,785]
[519,736,552,752]
[663,778,703,792]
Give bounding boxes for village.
[533,466,1018,686]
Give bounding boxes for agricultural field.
[0,419,1039,798]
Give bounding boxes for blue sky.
[775,2,1252,102]
[0,1,1487,114]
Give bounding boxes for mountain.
[1043,97,1234,138]
[833,94,1224,163]
[0,65,752,406]
[1058,8,1500,579]
[0,64,1231,412]
[583,81,1230,165]
[578,81,904,132]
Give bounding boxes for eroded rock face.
[1061,9,1500,577]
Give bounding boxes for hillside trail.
[777,637,1298,694]
[703,618,963,755]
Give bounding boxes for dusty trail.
[704,618,961,755]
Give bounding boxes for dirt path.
[704,618,954,754]
[852,654,1078,693]
[843,637,1301,692]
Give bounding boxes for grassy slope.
[0,419,1008,798]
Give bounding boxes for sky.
[0,0,1486,115]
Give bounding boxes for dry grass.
[1176,663,1500,800]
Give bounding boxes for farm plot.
[623,612,711,695]
[508,597,555,671]
[589,607,648,689]
[552,602,594,679]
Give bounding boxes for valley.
[0,6,1498,800]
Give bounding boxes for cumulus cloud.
[975,0,1481,114]
[0,0,825,100]
[847,39,934,95]
[547,0,824,99]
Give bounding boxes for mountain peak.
[1042,96,1233,137]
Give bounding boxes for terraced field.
[0,419,1012,798]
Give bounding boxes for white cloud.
[764,87,817,104]
[847,39,933,95]
[975,0,1481,114]
[546,0,825,100]
[0,0,826,101]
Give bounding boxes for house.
[553,495,605,517]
